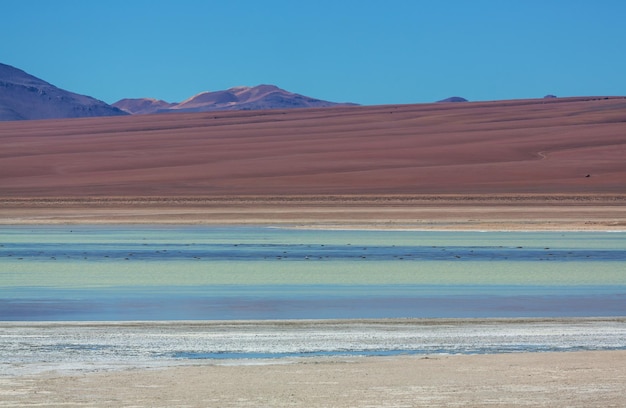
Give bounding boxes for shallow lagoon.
[1,226,625,321]
[1,226,626,372]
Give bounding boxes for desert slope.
[1,96,625,197]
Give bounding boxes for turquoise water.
[1,226,625,321]
[1,226,626,371]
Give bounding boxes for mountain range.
[0,62,356,121]
[113,85,357,115]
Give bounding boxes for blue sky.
[2,0,625,105]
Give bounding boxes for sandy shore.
[1,350,624,407]
[1,195,626,230]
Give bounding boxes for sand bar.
[2,350,625,407]
[2,194,626,230]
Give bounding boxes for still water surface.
[2,226,626,372]
[2,226,625,321]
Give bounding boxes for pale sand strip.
[2,351,625,407]
[1,195,626,230]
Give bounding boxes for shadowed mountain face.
[437,96,468,103]
[113,85,357,114]
[0,63,127,121]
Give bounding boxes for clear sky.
[2,0,625,105]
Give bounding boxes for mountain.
[112,98,176,115]
[113,84,357,115]
[437,96,468,103]
[0,63,127,121]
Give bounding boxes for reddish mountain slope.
[1,96,625,197]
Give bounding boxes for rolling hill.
[1,96,625,197]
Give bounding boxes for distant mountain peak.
[112,97,176,115]
[437,96,468,103]
[114,84,356,115]
[0,62,127,121]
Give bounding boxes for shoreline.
[3,317,625,375]
[2,194,626,230]
[4,315,626,325]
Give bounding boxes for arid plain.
[1,96,626,228]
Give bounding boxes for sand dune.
[1,96,625,197]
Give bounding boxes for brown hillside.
[1,97,625,197]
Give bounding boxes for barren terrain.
[3,351,625,407]
[1,96,625,227]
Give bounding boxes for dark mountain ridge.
[0,63,127,121]
[437,96,468,103]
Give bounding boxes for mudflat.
[3,351,625,407]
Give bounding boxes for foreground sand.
[2,351,625,407]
